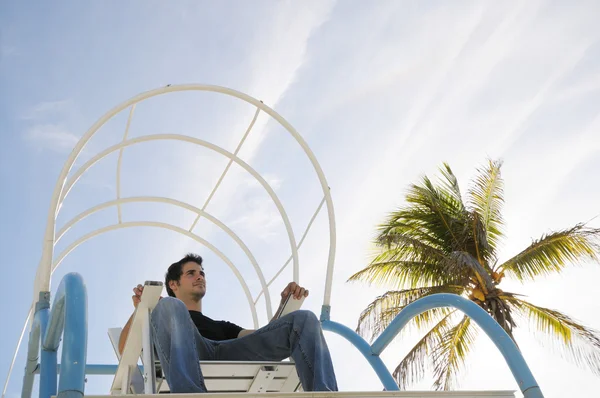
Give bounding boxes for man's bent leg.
[151,297,214,393]
[216,310,338,391]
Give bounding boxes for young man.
[119,253,338,393]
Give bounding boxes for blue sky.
[1,1,600,397]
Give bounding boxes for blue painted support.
[22,293,50,398]
[41,273,88,398]
[39,350,57,398]
[34,364,143,376]
[370,294,543,398]
[321,320,399,391]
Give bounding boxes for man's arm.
[118,312,135,354]
[236,282,309,338]
[118,284,145,354]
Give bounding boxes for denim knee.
[153,296,188,317]
[291,310,320,330]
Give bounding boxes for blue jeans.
[150,297,338,393]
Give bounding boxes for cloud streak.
[25,123,80,153]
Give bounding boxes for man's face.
[171,261,206,301]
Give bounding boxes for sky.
[1,1,600,397]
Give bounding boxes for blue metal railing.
[20,277,543,397]
[22,273,87,398]
[321,293,544,398]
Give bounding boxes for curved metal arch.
[52,221,260,328]
[369,294,543,397]
[57,134,299,303]
[34,84,336,310]
[116,105,136,224]
[322,293,544,397]
[55,196,273,319]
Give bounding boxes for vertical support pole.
[43,273,87,398]
[22,293,51,398]
[39,349,57,398]
[141,310,156,394]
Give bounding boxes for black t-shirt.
[188,310,243,341]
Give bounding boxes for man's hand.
[132,284,144,308]
[281,281,309,302]
[132,283,163,308]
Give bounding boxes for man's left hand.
[281,281,309,301]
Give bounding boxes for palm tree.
[348,160,600,390]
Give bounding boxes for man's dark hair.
[165,253,203,297]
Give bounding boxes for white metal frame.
[4,84,338,397]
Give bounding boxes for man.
[119,253,338,393]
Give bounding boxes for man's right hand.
[132,284,144,308]
[132,283,163,309]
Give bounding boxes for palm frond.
[405,178,469,252]
[354,286,464,341]
[351,231,467,288]
[498,224,600,281]
[432,315,478,391]
[392,310,458,389]
[438,163,465,213]
[467,159,504,253]
[374,232,448,264]
[507,297,600,375]
[377,209,454,254]
[347,260,456,289]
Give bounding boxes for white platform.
[87,391,515,398]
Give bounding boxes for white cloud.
[25,124,80,153]
[21,100,73,120]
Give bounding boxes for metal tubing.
[22,299,49,398]
[370,294,543,397]
[42,273,87,398]
[39,350,56,398]
[321,320,399,391]
[32,85,336,312]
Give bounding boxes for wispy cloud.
[20,99,83,154]
[25,123,80,153]
[20,100,73,121]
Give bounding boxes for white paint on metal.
[189,106,261,232]
[116,105,136,224]
[31,84,336,310]
[247,366,273,393]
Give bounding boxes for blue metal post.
[22,293,50,398]
[42,273,88,398]
[370,294,543,398]
[39,350,57,398]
